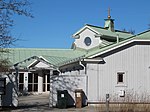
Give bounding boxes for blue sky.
[12,0,150,48]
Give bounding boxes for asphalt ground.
[0,93,103,112]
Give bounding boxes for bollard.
[106,94,109,112]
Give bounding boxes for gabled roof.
[72,25,100,38]
[4,48,86,68]
[73,24,133,39]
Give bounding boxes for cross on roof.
[107,7,111,19]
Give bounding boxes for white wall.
[74,28,102,49]
[87,43,150,102]
[52,71,87,106]
[38,71,43,93]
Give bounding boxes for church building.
[2,12,150,107]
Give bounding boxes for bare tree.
[0,0,33,72]
[122,28,135,35]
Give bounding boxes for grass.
[95,91,150,112]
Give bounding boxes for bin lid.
[57,90,68,93]
[75,89,83,92]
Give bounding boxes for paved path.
[18,93,49,107]
[2,106,103,112]
[0,93,103,112]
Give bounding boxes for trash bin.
[75,89,83,108]
[57,90,68,109]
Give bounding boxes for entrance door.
[28,73,38,92]
[43,74,50,92]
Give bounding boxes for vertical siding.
[87,43,150,102]
[87,64,98,101]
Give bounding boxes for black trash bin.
[57,90,68,109]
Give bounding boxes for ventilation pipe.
[117,34,119,43]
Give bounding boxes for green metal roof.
[86,24,133,39]
[136,30,150,39]
[2,29,150,69]
[85,30,150,58]
[41,55,70,66]
[3,48,86,67]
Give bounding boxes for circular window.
[84,37,92,46]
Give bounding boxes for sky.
[12,0,150,49]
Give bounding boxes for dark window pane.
[19,73,24,83]
[84,37,92,46]
[47,75,50,83]
[19,84,23,91]
[47,84,50,91]
[28,84,32,92]
[34,73,38,83]
[28,73,33,83]
[34,84,38,92]
[43,75,45,83]
[43,84,45,92]
[118,73,124,83]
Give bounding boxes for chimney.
[104,8,115,32]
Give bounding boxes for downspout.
[79,60,86,74]
[79,60,88,105]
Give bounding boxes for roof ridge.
[41,55,69,58]
[8,48,72,51]
[136,29,150,37]
[85,24,106,29]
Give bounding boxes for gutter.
[79,60,88,104]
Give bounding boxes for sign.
[61,94,64,98]
[76,93,81,97]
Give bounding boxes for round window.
[84,37,92,46]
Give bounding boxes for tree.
[122,28,135,35]
[0,0,33,72]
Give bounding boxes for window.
[84,37,92,46]
[43,74,50,92]
[117,72,124,83]
[28,73,38,92]
[19,73,24,91]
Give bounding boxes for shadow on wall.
[51,75,87,107]
[67,92,75,107]
[2,82,13,106]
[82,91,88,106]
